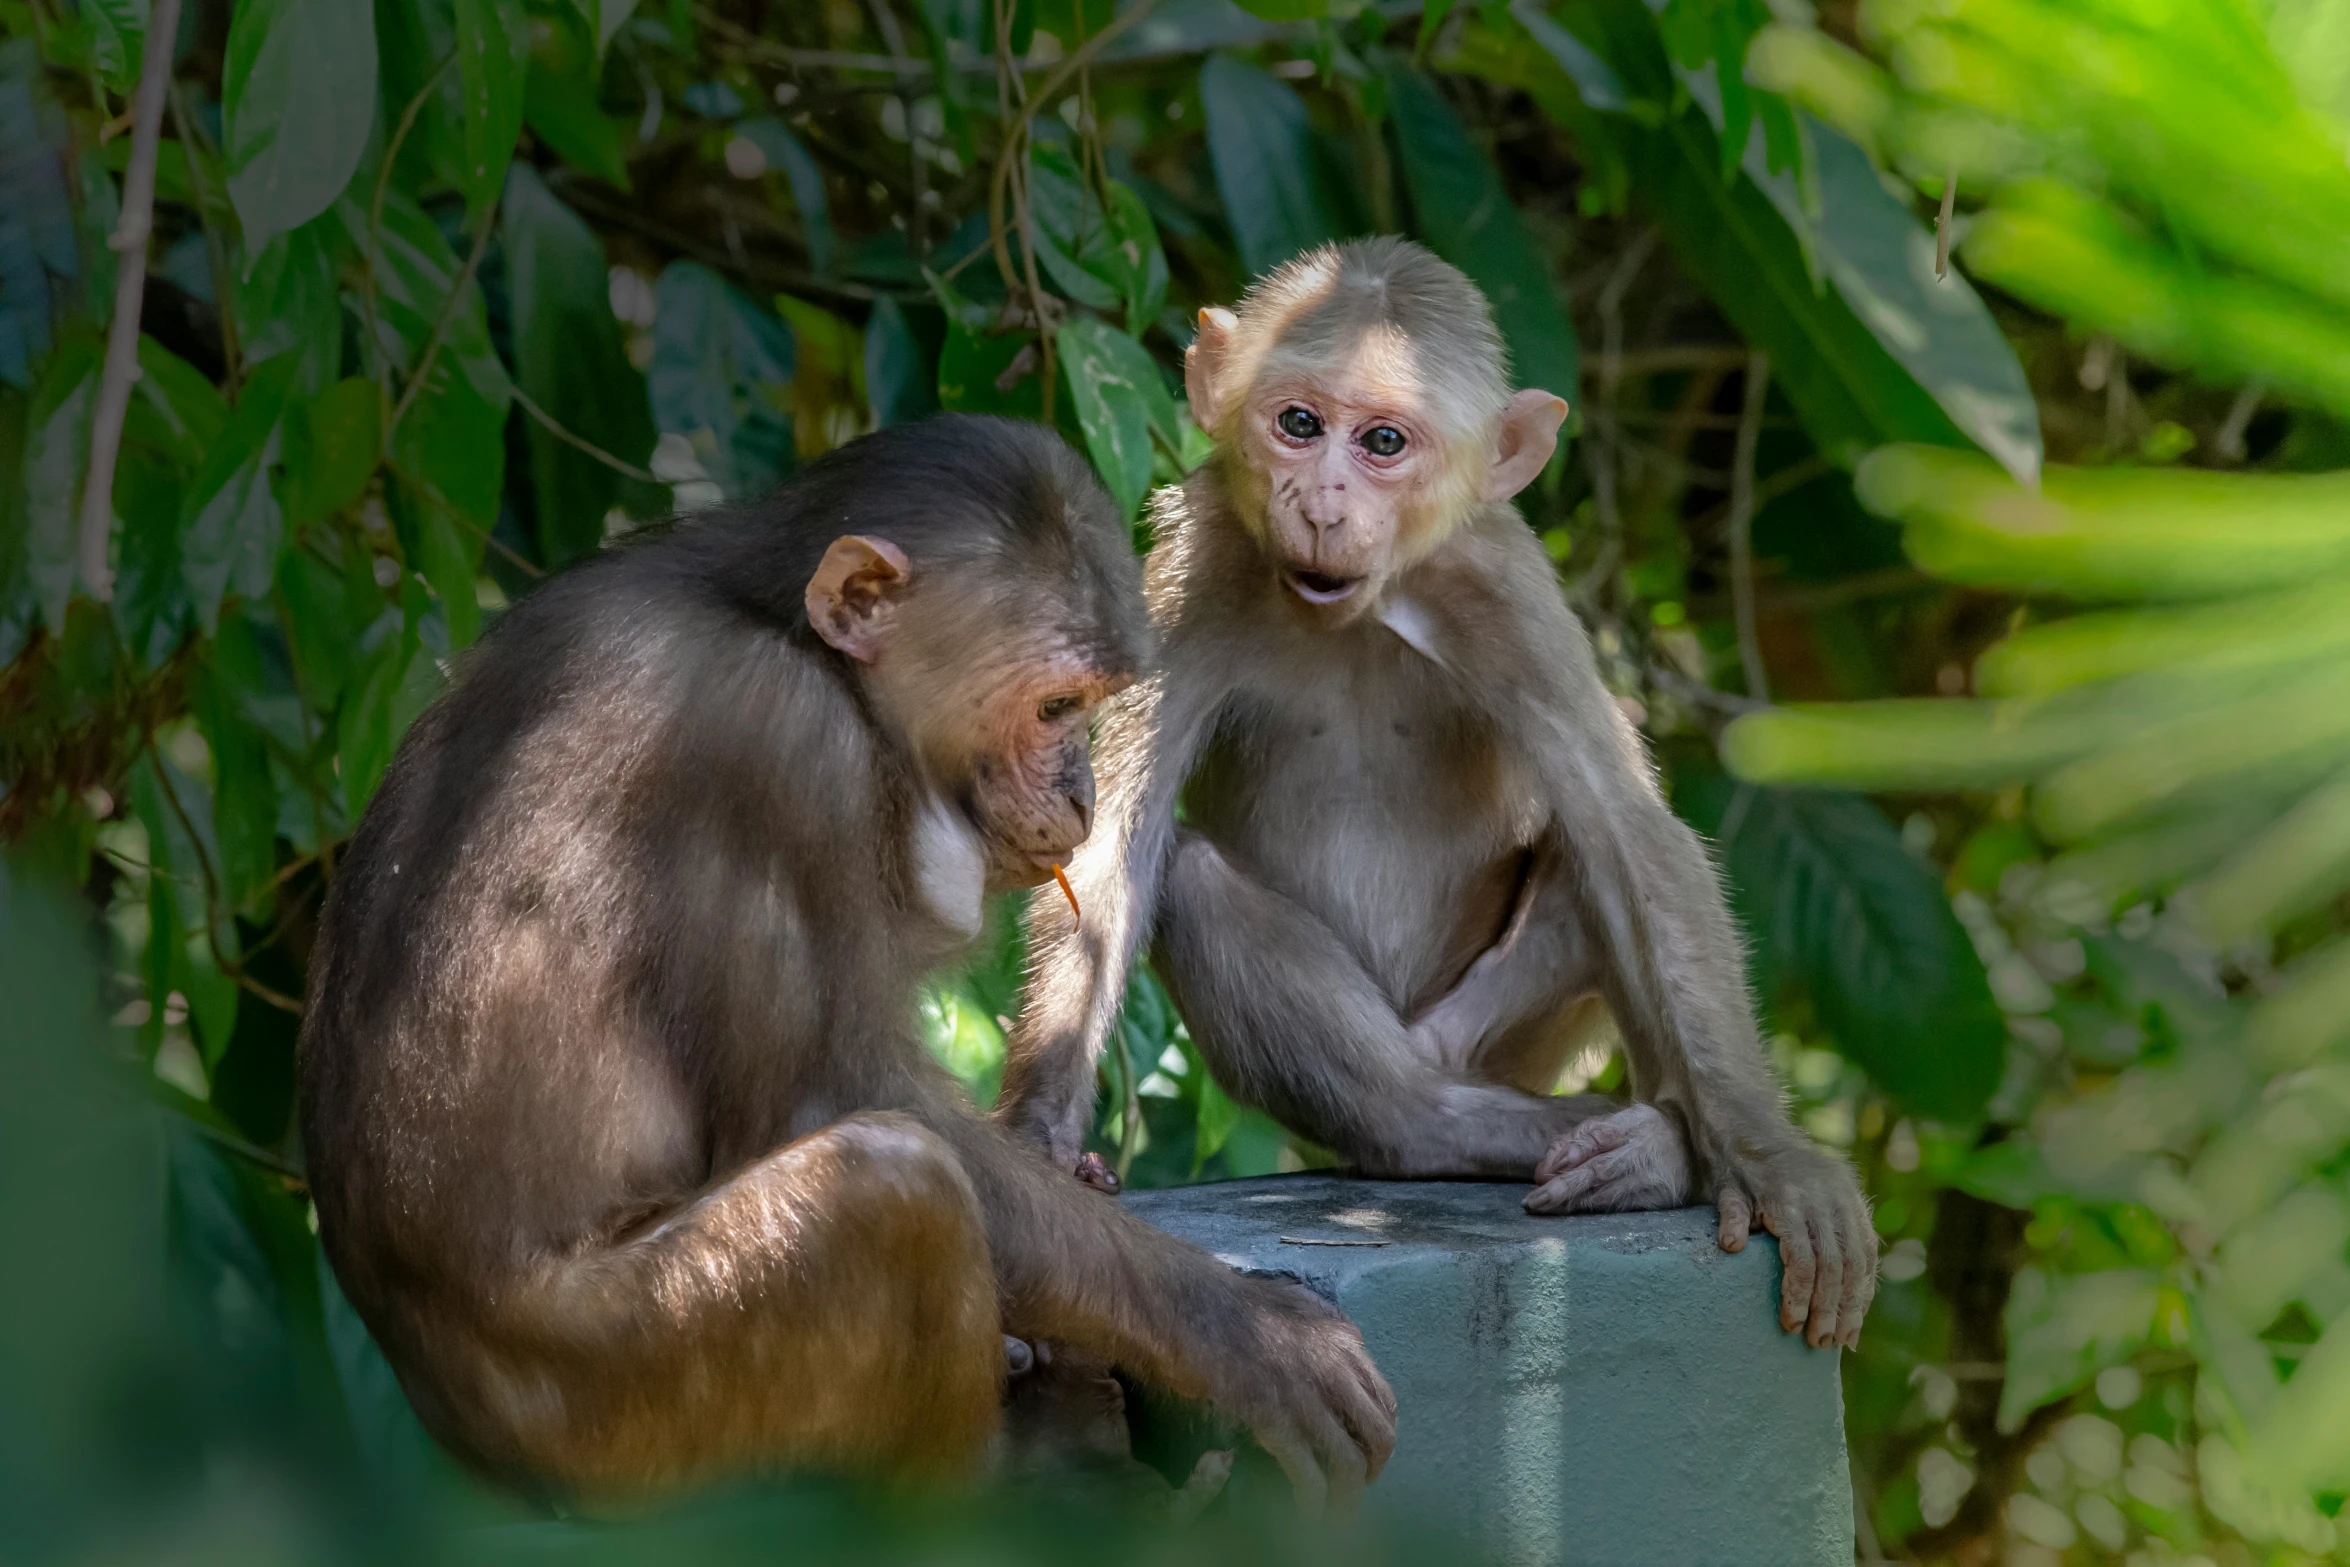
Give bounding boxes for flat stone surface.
[1126,1175,1852,1567]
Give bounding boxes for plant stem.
[1728,349,1773,704]
[78,0,185,603]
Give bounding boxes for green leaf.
[452,0,529,222]
[1382,61,1580,399]
[1998,1267,2160,1432]
[234,217,344,398]
[567,0,637,56]
[387,477,480,649]
[503,163,655,566]
[1229,0,1325,18]
[223,0,379,256]
[180,351,304,632]
[194,631,280,911]
[524,60,632,189]
[1025,143,1122,312]
[84,0,147,92]
[280,377,382,528]
[1059,317,1177,519]
[338,580,425,816]
[647,261,796,499]
[864,295,935,430]
[349,190,511,414]
[24,328,99,633]
[1200,53,1355,278]
[1681,777,2006,1121]
[1753,123,2041,484]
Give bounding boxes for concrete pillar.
[1126,1175,1853,1567]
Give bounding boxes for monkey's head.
[797,417,1146,891]
[1186,237,1570,627]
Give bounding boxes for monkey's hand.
[1214,1280,1398,1517]
[1716,1147,1876,1351]
[1523,1103,1691,1215]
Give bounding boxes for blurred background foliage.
[5,0,2350,1559]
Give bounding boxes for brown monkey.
[999,241,1875,1349]
[299,415,1395,1504]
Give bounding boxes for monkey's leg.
[436,1111,1002,1499]
[1155,831,1608,1178]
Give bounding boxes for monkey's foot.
[1073,1151,1121,1194]
[1524,1104,1690,1215]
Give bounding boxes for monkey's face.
[959,659,1127,891]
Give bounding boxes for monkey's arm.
[998,658,1227,1171]
[921,1097,1396,1512]
[1478,529,1875,1349]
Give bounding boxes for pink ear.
[805,535,912,662]
[1483,390,1571,502]
[1185,307,1238,432]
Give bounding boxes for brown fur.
[300,415,1394,1504]
[1001,242,1877,1350]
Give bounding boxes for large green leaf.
[1681,775,2007,1121]
[503,164,656,566]
[452,0,528,221]
[1199,53,1355,279]
[223,0,379,256]
[234,217,344,398]
[1382,61,1579,401]
[1059,316,1178,519]
[279,377,382,528]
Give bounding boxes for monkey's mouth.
[1285,569,1363,605]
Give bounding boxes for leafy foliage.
[11,0,2347,1558]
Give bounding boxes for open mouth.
[1285,569,1363,605]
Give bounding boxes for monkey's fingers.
[1761,1201,1817,1338]
[1052,864,1081,926]
[1259,1426,1329,1520]
[1072,1151,1121,1193]
[1533,1117,1630,1184]
[1803,1209,1847,1349]
[1716,1186,1754,1252]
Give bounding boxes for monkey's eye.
[1361,425,1407,458]
[1276,407,1323,441]
[1037,695,1083,723]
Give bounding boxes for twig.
[1934,168,1956,281]
[1280,1235,1393,1247]
[2215,379,2265,462]
[1575,227,1659,604]
[511,384,661,483]
[77,0,185,602]
[1728,350,1773,703]
[149,741,305,1015]
[383,198,499,449]
[369,53,460,418]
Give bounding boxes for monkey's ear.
[1483,390,1571,502]
[806,535,912,662]
[1184,307,1238,432]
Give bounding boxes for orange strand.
[1051,864,1081,927]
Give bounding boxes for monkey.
[998,240,1876,1350]
[297,414,1396,1506]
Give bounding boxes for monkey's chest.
[1187,680,1546,997]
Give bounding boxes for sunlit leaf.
[1059,316,1177,519]
[1998,1267,2160,1431]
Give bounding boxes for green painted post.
[1127,1176,1854,1566]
